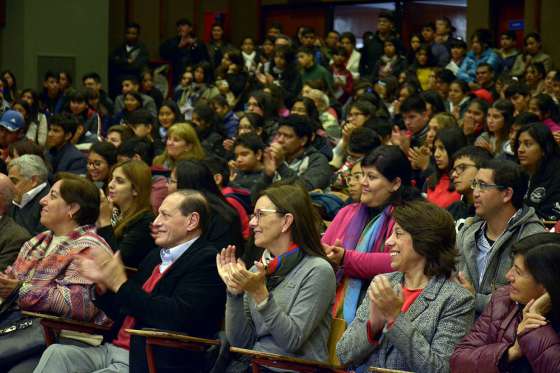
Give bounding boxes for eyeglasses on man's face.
[471,179,507,191]
[451,163,476,176]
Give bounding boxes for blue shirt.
[159,236,199,273]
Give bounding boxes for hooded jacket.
[525,155,560,221]
[457,206,545,313]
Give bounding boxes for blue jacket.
[456,49,502,83]
[47,142,87,176]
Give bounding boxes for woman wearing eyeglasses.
[322,145,422,324]
[86,141,117,190]
[217,184,336,369]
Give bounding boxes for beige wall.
[537,0,560,69]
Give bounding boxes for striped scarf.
[261,243,304,290]
[333,206,394,324]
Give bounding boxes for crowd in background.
[0,10,559,373]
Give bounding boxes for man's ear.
[186,211,201,232]
[502,187,514,205]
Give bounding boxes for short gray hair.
[8,155,49,183]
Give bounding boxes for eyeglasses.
[451,163,476,175]
[344,172,363,184]
[250,208,281,223]
[87,160,106,168]
[471,179,507,191]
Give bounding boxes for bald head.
[0,174,16,213]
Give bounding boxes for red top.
[367,285,423,345]
[427,174,461,209]
[112,264,167,350]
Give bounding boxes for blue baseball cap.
[0,110,25,132]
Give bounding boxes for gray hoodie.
[456,206,545,313]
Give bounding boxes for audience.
[0,10,559,372]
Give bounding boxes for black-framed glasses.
[250,208,281,223]
[471,179,507,191]
[451,163,477,175]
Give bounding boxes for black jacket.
[525,155,560,221]
[46,142,87,176]
[159,37,210,84]
[8,183,49,236]
[97,212,156,268]
[95,237,226,373]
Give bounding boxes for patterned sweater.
[7,225,111,323]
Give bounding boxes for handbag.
[0,285,46,369]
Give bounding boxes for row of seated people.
[0,144,559,372]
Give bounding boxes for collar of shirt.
[159,235,199,273]
[12,182,47,209]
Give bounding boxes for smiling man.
[34,190,225,373]
[455,160,544,314]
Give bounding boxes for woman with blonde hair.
[152,122,205,169]
[97,160,155,267]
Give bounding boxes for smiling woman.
[2,173,111,321]
[218,183,336,369]
[96,160,155,267]
[336,200,475,372]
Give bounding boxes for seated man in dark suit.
[45,113,87,176]
[0,174,30,271]
[34,190,226,373]
[7,154,49,236]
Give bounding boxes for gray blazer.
[336,272,474,373]
[456,206,544,313]
[225,255,336,362]
[0,215,30,271]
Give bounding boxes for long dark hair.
[361,145,421,205]
[428,127,467,190]
[174,159,237,223]
[512,232,560,325]
[514,121,560,174]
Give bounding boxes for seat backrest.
[327,317,346,366]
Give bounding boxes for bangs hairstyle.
[362,145,421,204]
[153,123,205,166]
[110,160,153,237]
[429,127,467,190]
[54,173,100,226]
[392,200,457,278]
[260,183,330,263]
